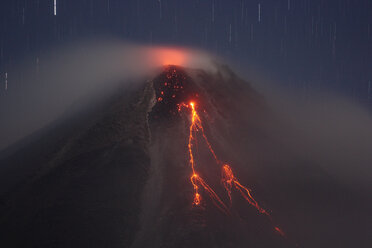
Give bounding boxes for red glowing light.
[153,48,187,66]
[275,226,286,237]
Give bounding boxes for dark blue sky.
[1,0,371,107]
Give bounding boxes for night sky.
[0,0,371,108]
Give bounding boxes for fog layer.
[0,39,215,150]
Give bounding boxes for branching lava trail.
[180,101,286,237]
[187,102,230,214]
[221,164,269,216]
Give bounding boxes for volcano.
[0,65,370,248]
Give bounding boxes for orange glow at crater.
[153,48,187,66]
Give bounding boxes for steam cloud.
[250,76,372,188]
[0,38,371,188]
[0,39,216,150]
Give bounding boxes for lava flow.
[181,101,285,237]
[221,164,269,216]
[186,102,230,214]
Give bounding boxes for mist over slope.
[247,75,372,188]
[0,40,216,151]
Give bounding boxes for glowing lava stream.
[183,101,285,237]
[187,102,230,214]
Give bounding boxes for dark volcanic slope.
[0,82,155,247]
[136,66,290,248]
[0,65,371,248]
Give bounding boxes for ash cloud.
[0,39,216,150]
[1,39,371,189]
[249,75,372,188]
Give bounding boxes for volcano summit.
[0,65,370,248]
